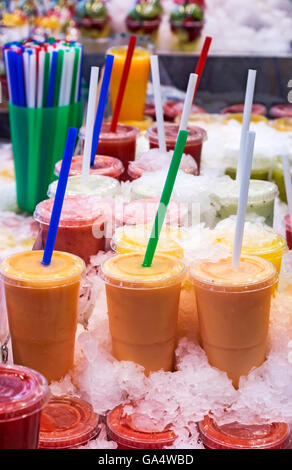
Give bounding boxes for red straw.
[193,36,212,99]
[110,35,137,132]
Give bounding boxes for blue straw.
[42,127,78,266]
[90,54,114,165]
[46,50,58,108]
[15,52,26,107]
[6,50,19,105]
[77,44,84,102]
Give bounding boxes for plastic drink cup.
[220,104,267,116]
[101,253,185,374]
[39,395,100,449]
[127,148,198,181]
[225,157,271,181]
[117,199,188,227]
[108,46,151,122]
[211,179,278,228]
[147,123,207,173]
[163,100,206,122]
[191,255,277,388]
[272,157,292,203]
[198,416,290,449]
[269,104,292,119]
[54,155,124,181]
[1,250,84,382]
[106,404,176,449]
[0,364,50,449]
[270,118,292,132]
[48,174,120,199]
[285,215,292,250]
[223,113,268,124]
[34,196,107,264]
[96,123,139,177]
[111,224,186,258]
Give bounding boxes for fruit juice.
[102,253,185,374]
[211,179,278,228]
[48,174,119,199]
[213,219,287,275]
[34,195,107,264]
[270,118,292,132]
[39,395,100,449]
[285,215,292,250]
[121,116,153,132]
[220,104,267,116]
[223,114,268,124]
[272,157,292,203]
[0,364,50,449]
[163,101,206,122]
[269,104,292,119]
[118,199,188,227]
[97,123,139,176]
[191,256,277,387]
[147,123,207,173]
[199,417,290,449]
[112,224,186,258]
[108,46,150,122]
[106,404,176,449]
[225,157,271,181]
[127,148,198,180]
[54,155,124,181]
[1,251,84,382]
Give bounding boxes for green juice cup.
[9,102,83,213]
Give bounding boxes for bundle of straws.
[3,39,83,108]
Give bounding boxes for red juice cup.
[220,103,267,116]
[198,416,290,449]
[163,100,206,122]
[147,123,207,173]
[34,195,108,264]
[95,123,139,179]
[0,364,50,449]
[39,395,100,449]
[54,155,124,181]
[106,404,176,449]
[285,215,292,250]
[270,104,292,119]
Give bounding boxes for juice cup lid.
[39,395,100,449]
[54,155,124,178]
[270,104,292,119]
[47,174,119,199]
[147,123,207,145]
[199,416,290,449]
[106,404,176,449]
[121,199,188,226]
[0,364,50,422]
[34,195,108,227]
[220,103,267,115]
[100,122,139,142]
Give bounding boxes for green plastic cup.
[9,102,83,213]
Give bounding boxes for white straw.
[236,69,257,183]
[63,49,75,106]
[232,131,256,270]
[281,155,292,224]
[37,50,44,108]
[81,66,99,183]
[179,73,198,132]
[75,47,82,103]
[150,55,166,153]
[28,53,36,108]
[59,50,68,106]
[4,49,12,102]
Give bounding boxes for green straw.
[53,49,64,106]
[43,52,50,107]
[142,130,189,267]
[70,47,80,105]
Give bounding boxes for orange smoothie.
[1,251,84,382]
[109,46,150,121]
[191,256,277,388]
[102,253,185,374]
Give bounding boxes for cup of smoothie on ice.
[48,174,119,199]
[54,155,124,181]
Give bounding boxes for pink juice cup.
[163,100,206,122]
[0,364,50,449]
[54,155,124,181]
[34,195,109,264]
[285,215,292,250]
[220,103,267,116]
[270,104,292,119]
[146,123,207,173]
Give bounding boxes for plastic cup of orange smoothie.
[191,255,277,388]
[101,253,185,374]
[1,250,84,382]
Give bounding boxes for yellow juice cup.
[270,118,292,132]
[108,46,151,122]
[223,113,268,124]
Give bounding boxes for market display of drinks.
[0,0,292,453]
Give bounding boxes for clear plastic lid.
[99,123,139,143]
[212,179,278,206]
[106,404,176,449]
[199,416,290,449]
[0,364,50,422]
[147,123,207,145]
[220,104,267,116]
[39,395,100,449]
[128,149,197,178]
[48,174,119,199]
[270,104,292,119]
[54,155,124,179]
[34,195,107,227]
[121,199,188,226]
